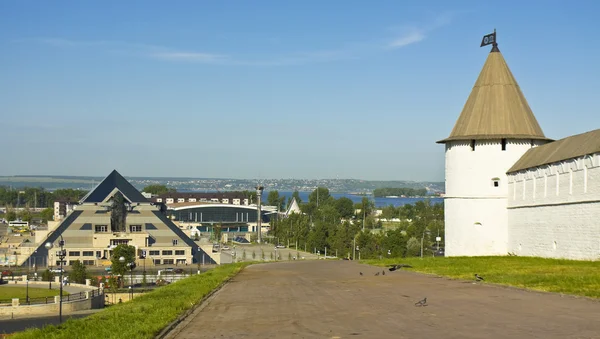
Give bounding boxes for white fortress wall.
[507,153,600,260]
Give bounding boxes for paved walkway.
[167,260,600,339]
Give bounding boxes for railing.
[0,288,102,306]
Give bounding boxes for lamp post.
[119,256,136,300]
[45,236,66,323]
[26,276,29,304]
[255,186,264,244]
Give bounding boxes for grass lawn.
[362,256,600,298]
[0,287,68,303]
[11,263,250,339]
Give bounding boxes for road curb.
[154,267,246,339]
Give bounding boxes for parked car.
[50,268,66,274]
[221,246,230,250]
[275,245,286,249]
[174,268,184,274]
[1,270,13,277]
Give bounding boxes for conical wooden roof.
[437,47,552,143]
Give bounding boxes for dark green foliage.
[142,185,176,195]
[111,244,136,277]
[41,269,54,282]
[267,190,285,211]
[268,187,444,260]
[69,260,88,284]
[373,187,428,197]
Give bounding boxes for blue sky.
[1,1,599,181]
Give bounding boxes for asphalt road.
[167,260,600,339]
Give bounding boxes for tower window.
[492,177,500,187]
[501,138,507,151]
[470,140,476,151]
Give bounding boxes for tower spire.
[437,31,551,144]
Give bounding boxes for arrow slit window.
[470,140,476,151]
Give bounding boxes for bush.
[41,269,55,282]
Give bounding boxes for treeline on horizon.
[373,187,428,197]
[0,186,87,208]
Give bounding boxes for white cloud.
[386,11,463,49]
[388,30,426,48]
[30,11,465,65]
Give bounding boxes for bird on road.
[388,264,413,271]
[374,272,380,276]
[359,272,363,276]
[475,274,485,281]
[414,297,428,307]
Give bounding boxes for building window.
[156,198,163,202]
[149,250,160,256]
[163,259,174,265]
[162,250,173,255]
[166,198,174,203]
[96,251,102,258]
[178,198,185,203]
[56,260,66,266]
[129,225,142,232]
[172,239,178,246]
[189,198,197,202]
[501,138,507,151]
[470,140,476,151]
[82,260,95,266]
[110,239,129,246]
[68,251,80,257]
[68,260,78,265]
[82,251,94,257]
[492,178,500,187]
[153,259,161,265]
[175,250,185,256]
[95,225,108,233]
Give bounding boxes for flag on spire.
[480,30,497,47]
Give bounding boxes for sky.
[1,1,599,181]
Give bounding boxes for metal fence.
[0,287,102,306]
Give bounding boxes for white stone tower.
[437,34,552,256]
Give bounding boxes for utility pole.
[255,185,264,244]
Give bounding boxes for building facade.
[22,170,215,268]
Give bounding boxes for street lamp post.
[119,256,136,300]
[26,276,29,304]
[45,236,66,323]
[255,186,264,244]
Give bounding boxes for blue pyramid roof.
[79,170,148,204]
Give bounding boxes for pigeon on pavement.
[414,297,428,307]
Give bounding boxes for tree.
[40,207,54,222]
[111,244,136,277]
[41,269,55,282]
[142,184,176,195]
[309,187,332,207]
[70,260,88,284]
[5,209,16,222]
[335,197,354,219]
[18,208,33,223]
[213,224,222,243]
[267,191,285,211]
[110,191,128,232]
